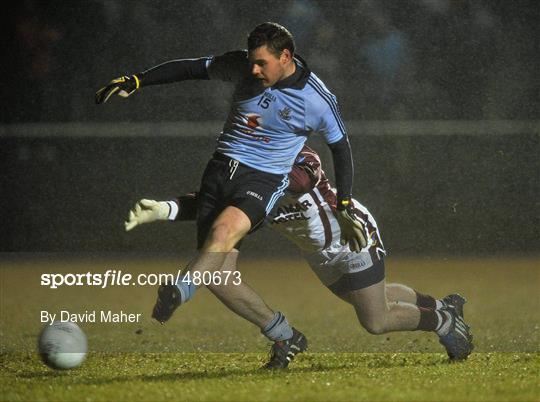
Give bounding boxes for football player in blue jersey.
[97,22,370,368]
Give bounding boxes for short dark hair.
[247,22,295,57]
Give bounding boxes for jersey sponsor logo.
[278,106,292,121]
[276,200,312,214]
[246,114,261,129]
[271,200,312,224]
[246,191,263,200]
[241,114,271,143]
[272,212,310,224]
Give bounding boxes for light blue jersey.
[207,51,347,175]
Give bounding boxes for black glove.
[335,197,368,253]
[95,74,141,104]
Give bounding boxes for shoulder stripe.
[308,77,346,135]
[307,77,347,136]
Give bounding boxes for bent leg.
[385,283,417,304]
[206,249,275,328]
[187,205,252,277]
[386,283,439,309]
[203,206,252,253]
[197,221,292,340]
[166,206,252,309]
[346,279,421,334]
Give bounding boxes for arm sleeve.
[138,51,249,86]
[170,193,199,221]
[138,57,211,87]
[327,137,354,201]
[306,93,353,200]
[207,50,250,82]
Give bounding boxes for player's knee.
[385,283,398,299]
[206,223,236,252]
[360,317,387,335]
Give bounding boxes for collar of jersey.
[271,54,311,90]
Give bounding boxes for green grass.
[1,256,539,401]
[2,352,539,402]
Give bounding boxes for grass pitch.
[1,255,539,401]
[2,352,539,402]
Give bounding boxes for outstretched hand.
[124,199,170,232]
[95,75,140,104]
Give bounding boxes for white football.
[38,321,87,370]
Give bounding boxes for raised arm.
[95,51,250,104]
[95,57,211,104]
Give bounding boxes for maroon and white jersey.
[268,146,386,270]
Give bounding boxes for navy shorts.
[327,258,386,296]
[196,152,289,249]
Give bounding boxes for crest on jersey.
[278,107,292,121]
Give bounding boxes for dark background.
[1,0,538,256]
[3,0,538,122]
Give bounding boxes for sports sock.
[261,312,293,341]
[414,291,437,309]
[175,275,197,304]
[416,307,449,332]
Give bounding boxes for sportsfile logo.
[40,269,242,289]
[40,270,181,289]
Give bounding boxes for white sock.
[262,312,293,341]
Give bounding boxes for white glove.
[335,200,368,253]
[124,199,170,232]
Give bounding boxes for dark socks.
[417,307,439,331]
[416,307,452,335]
[415,291,437,309]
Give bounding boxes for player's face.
[249,45,290,87]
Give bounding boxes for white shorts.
[303,241,379,287]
